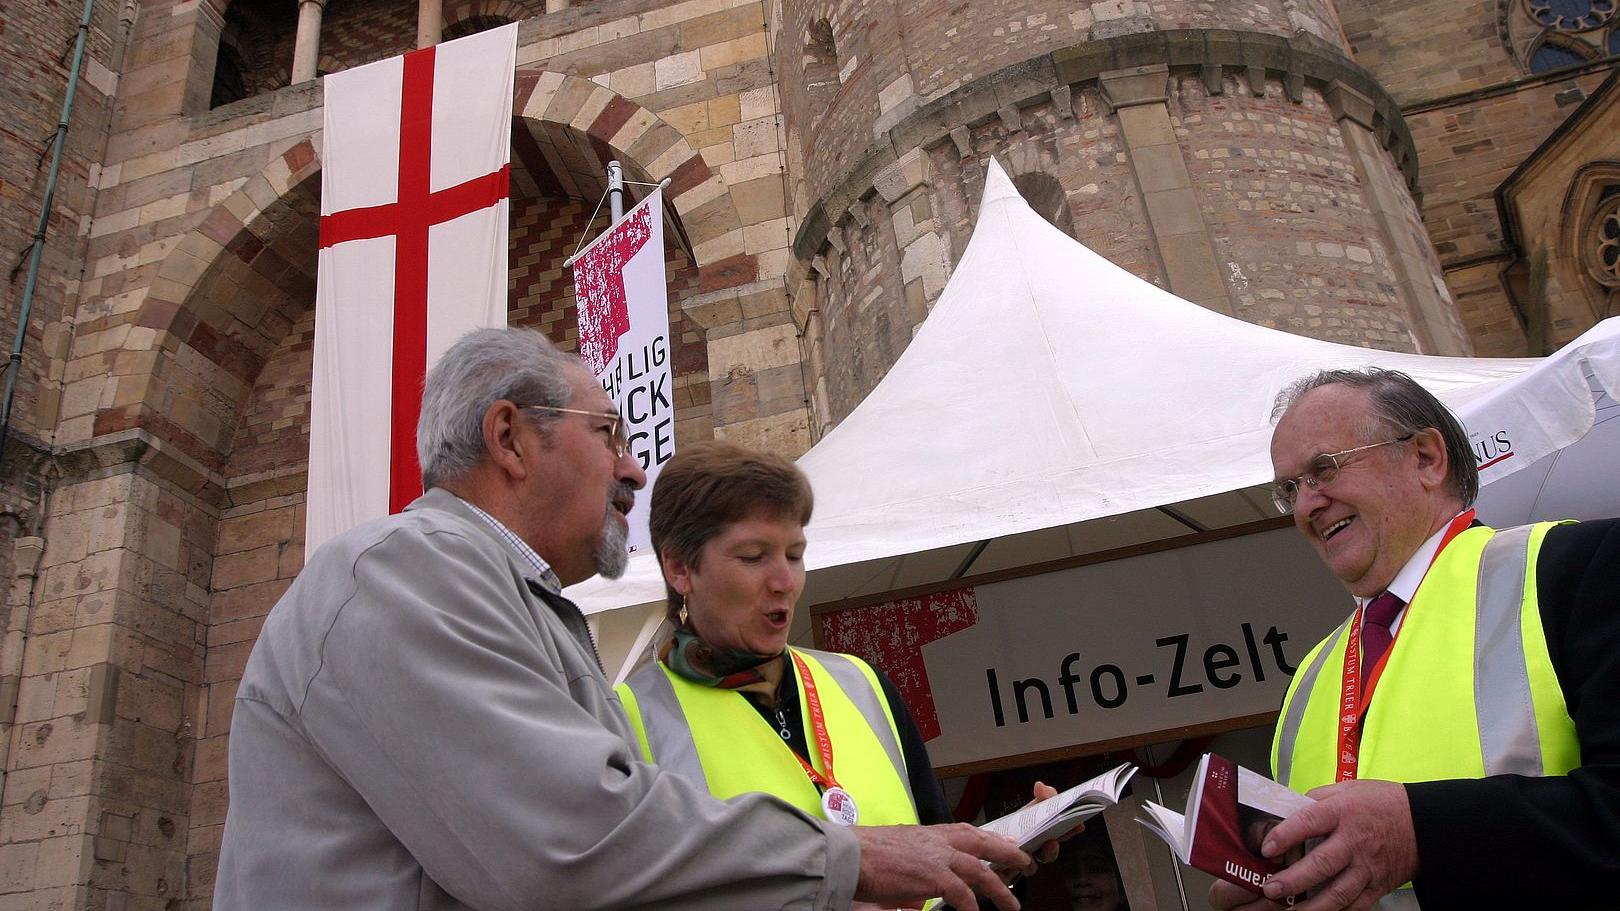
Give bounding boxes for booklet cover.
[1138,754,1313,904]
[979,762,1137,852]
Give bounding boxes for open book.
[979,762,1137,851]
[1138,754,1313,903]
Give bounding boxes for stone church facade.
[0,0,1613,907]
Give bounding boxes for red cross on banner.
[306,23,518,557]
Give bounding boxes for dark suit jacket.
[1407,518,1620,907]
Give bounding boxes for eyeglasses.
[521,405,629,458]
[1269,433,1415,514]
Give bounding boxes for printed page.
[979,763,1134,849]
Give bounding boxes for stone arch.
[442,0,534,40]
[98,139,322,474]
[113,72,757,468]
[1527,30,1600,71]
[514,71,751,291]
[1000,138,1076,237]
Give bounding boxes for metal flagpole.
[607,160,625,222]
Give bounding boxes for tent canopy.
[577,158,1620,672]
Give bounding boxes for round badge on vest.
[821,786,859,826]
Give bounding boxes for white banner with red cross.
[572,187,675,555]
[306,24,516,557]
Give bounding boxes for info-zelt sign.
[816,526,1351,773]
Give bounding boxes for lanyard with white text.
[788,650,860,825]
[1334,509,1476,782]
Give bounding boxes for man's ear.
[482,400,530,482]
[1412,427,1450,492]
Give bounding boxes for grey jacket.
[214,488,859,910]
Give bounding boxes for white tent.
[578,158,1620,678]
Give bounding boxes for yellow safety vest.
[1274,522,1579,793]
[617,646,920,827]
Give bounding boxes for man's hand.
[1209,879,1289,911]
[853,823,1034,911]
[1227,779,1417,911]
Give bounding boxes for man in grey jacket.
[215,326,1030,910]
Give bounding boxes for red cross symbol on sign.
[318,44,511,514]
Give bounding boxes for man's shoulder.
[305,497,500,573]
[245,502,515,707]
[1537,516,1620,576]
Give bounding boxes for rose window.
[1526,0,1616,30]
[1592,199,1620,288]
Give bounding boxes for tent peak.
[982,157,1021,208]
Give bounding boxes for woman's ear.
[662,551,692,597]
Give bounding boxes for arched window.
[1587,186,1620,308]
[211,25,249,108]
[210,3,294,109]
[445,14,514,41]
[1529,36,1594,71]
[804,19,841,129]
[1011,172,1075,237]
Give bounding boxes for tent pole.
[950,539,990,579]
[1156,505,1208,533]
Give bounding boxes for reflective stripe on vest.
[1273,522,1578,793]
[1273,620,1349,789]
[617,647,918,824]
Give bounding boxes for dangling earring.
[677,604,689,627]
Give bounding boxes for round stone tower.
[777,0,1473,430]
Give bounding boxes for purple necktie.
[1362,592,1404,671]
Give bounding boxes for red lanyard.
[788,650,843,793]
[1334,509,1475,782]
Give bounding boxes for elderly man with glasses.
[1210,367,1620,911]
[216,326,1033,910]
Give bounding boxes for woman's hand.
[1025,781,1068,865]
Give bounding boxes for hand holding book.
[1205,777,1418,911]
[1137,754,1314,906]
[978,763,1138,857]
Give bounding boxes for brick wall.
[779,0,1348,211]
[0,0,124,601]
[1338,0,1516,105]
[808,68,1442,421]
[1177,73,1416,348]
[1339,0,1619,354]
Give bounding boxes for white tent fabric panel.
[567,157,1620,645]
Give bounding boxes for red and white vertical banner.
[573,187,675,554]
[306,23,517,557]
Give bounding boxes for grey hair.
[1271,367,1479,507]
[417,327,581,488]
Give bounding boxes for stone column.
[290,0,326,84]
[545,0,571,12]
[1099,64,1235,316]
[1324,81,1472,355]
[0,443,218,910]
[416,0,443,49]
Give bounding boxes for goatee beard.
[593,482,635,579]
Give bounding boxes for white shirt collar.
[457,497,563,595]
[1355,510,1467,608]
